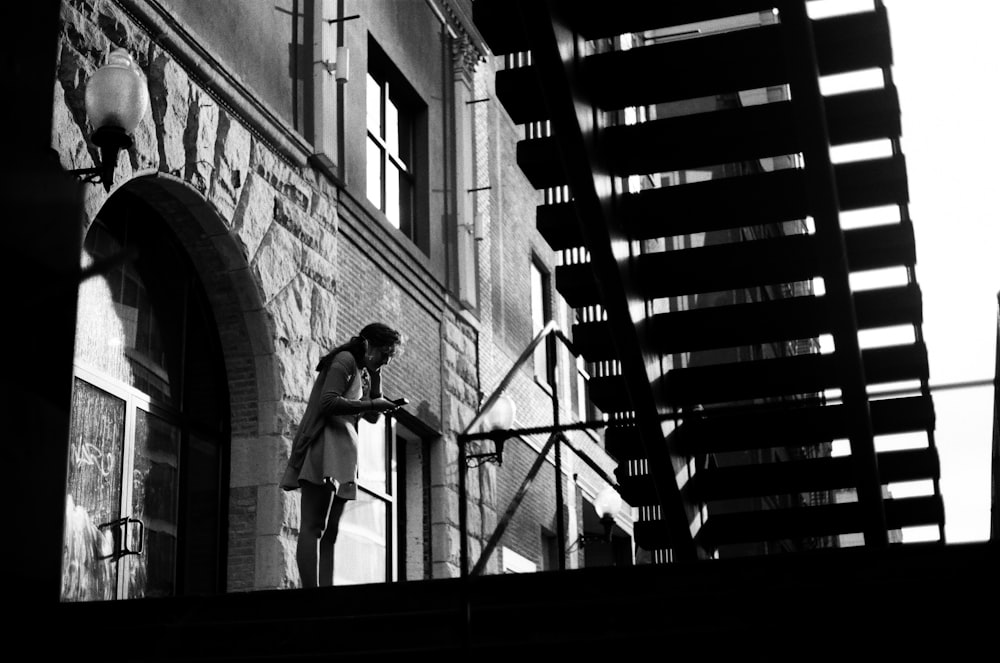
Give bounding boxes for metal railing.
[456,320,618,577]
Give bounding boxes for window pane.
[397,106,412,167]
[386,162,400,229]
[367,138,383,210]
[557,299,575,409]
[77,224,170,402]
[531,264,545,333]
[368,39,422,252]
[531,263,548,380]
[62,379,126,602]
[386,96,399,156]
[366,73,382,135]
[128,408,180,599]
[334,493,387,585]
[358,418,387,495]
[398,170,413,239]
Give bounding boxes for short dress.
[291,351,374,500]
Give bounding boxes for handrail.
[458,317,618,580]
[458,319,560,581]
[781,1,887,547]
[875,0,944,543]
[460,318,559,436]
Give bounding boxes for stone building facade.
[52,0,626,598]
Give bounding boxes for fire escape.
[472,0,945,559]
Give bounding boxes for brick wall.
[334,224,443,428]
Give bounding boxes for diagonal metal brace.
[471,432,561,576]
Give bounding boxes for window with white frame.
[502,546,537,574]
[366,38,421,246]
[334,416,396,585]
[336,415,431,585]
[530,257,552,385]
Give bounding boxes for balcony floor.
[33,541,996,660]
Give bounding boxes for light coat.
[280,349,381,498]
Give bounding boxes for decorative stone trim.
[116,0,312,168]
[451,33,482,81]
[435,0,487,76]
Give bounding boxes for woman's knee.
[300,519,327,540]
[319,497,346,542]
[299,483,335,538]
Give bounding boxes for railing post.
[549,330,566,569]
[458,432,468,578]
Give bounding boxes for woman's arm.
[318,353,371,417]
[368,368,382,399]
[361,369,383,423]
[318,353,396,419]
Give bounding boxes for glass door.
[127,407,181,598]
[62,192,229,600]
[62,367,181,601]
[62,378,126,602]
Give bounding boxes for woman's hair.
[358,322,402,348]
[316,322,401,371]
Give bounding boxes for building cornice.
[426,0,489,72]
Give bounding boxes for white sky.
[810,0,998,543]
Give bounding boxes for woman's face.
[367,343,397,370]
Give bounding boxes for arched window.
[62,190,229,601]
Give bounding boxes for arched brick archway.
[97,173,282,592]
[65,171,281,597]
[119,173,279,435]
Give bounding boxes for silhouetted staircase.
[474,0,943,558]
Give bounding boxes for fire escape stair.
[574,283,923,361]
[623,446,942,550]
[606,395,935,460]
[556,222,915,309]
[538,155,908,254]
[474,0,942,557]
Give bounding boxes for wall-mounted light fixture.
[591,486,623,542]
[319,45,351,84]
[571,486,623,550]
[69,49,149,192]
[462,392,516,466]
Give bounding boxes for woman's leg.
[318,495,347,586]
[296,480,334,589]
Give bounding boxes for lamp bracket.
[69,166,104,184]
[566,530,613,555]
[464,451,503,468]
[68,126,133,192]
[462,433,506,467]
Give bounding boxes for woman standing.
[281,322,403,588]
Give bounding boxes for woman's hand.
[369,397,401,413]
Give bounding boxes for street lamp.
[484,392,515,431]
[568,485,623,552]
[70,49,149,191]
[591,485,623,543]
[463,392,516,466]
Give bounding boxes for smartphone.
[390,397,409,406]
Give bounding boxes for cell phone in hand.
[390,397,409,406]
